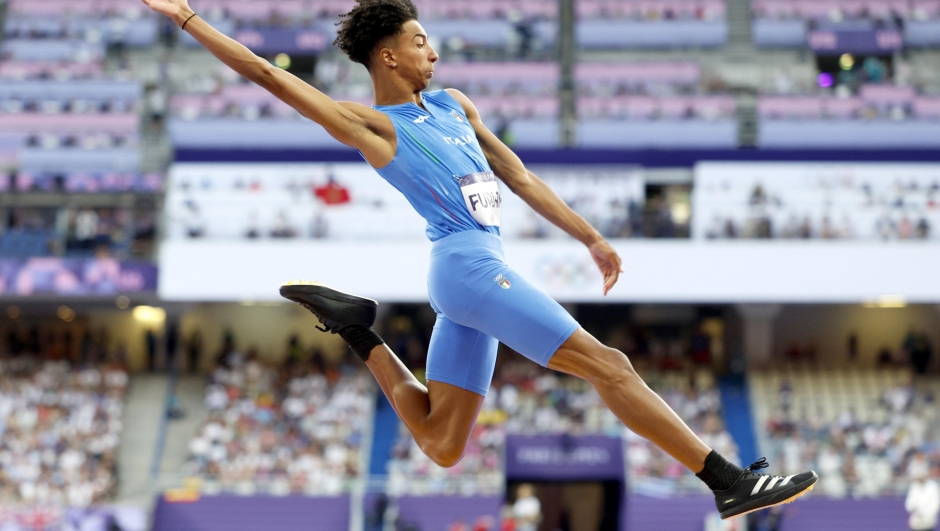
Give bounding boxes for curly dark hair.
[334,0,420,70]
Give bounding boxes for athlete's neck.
[370,71,426,109]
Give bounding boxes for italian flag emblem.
[495,273,511,290]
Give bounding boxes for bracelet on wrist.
[181,12,197,30]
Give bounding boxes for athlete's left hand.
[588,239,624,296]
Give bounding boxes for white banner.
[159,239,940,303]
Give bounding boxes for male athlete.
[144,0,817,519]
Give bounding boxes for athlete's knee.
[422,437,468,468]
[588,347,640,388]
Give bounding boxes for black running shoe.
[714,458,818,520]
[279,281,378,333]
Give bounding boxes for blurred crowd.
[0,357,128,507]
[763,379,940,498]
[703,179,940,241]
[183,342,373,495]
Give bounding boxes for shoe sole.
[279,281,378,331]
[720,474,818,520]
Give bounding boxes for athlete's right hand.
[141,0,192,22]
[588,239,624,296]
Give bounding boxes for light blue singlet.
[372,90,501,242]
[368,90,579,397]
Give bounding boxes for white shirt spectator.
[906,478,940,531]
[513,493,541,531]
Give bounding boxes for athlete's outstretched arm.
[446,89,624,294]
[141,0,395,167]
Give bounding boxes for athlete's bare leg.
[365,344,484,468]
[548,328,711,472]
[364,328,710,472]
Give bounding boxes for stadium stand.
[166,59,563,148]
[0,357,129,507]
[177,0,557,54]
[750,366,934,498]
[182,350,374,496]
[0,0,164,263]
[758,83,940,147]
[752,0,940,48]
[577,0,728,49]
[576,61,738,148]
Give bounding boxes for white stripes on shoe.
[750,476,768,496]
[751,475,796,496]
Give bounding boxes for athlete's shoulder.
[431,89,478,121]
[424,89,465,110]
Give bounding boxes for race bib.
[458,171,501,227]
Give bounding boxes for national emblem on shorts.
[494,273,511,289]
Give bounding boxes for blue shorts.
[425,230,580,396]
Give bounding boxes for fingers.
[602,267,620,296]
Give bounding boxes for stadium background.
[1,0,940,529]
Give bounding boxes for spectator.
[906,466,940,531]
[512,484,541,531]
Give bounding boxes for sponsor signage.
[808,29,903,54]
[505,434,625,481]
[234,28,329,54]
[0,259,157,296]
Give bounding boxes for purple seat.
[433,62,559,93]
[796,0,837,19]
[692,95,736,118]
[223,0,274,21]
[274,1,305,17]
[223,84,279,104]
[660,96,693,118]
[758,96,824,119]
[578,0,605,18]
[859,84,916,104]
[913,97,940,119]
[912,0,940,18]
[171,94,210,117]
[0,61,103,80]
[471,95,559,118]
[576,62,701,87]
[626,96,659,118]
[0,113,138,134]
[822,97,864,117]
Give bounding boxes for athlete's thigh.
[425,312,499,397]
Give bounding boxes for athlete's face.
[388,20,438,90]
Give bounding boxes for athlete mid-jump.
[144,0,817,519]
